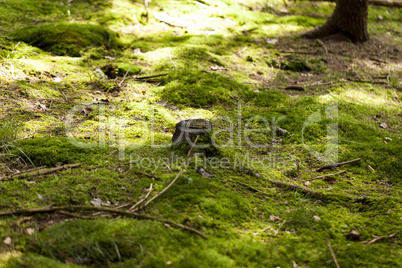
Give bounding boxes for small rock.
[379,122,388,129]
[133,48,143,55]
[304,181,311,187]
[3,237,11,245]
[313,216,321,221]
[378,15,383,20]
[346,230,361,241]
[26,228,35,235]
[172,119,213,148]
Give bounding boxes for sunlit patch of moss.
[9,23,122,57]
[157,69,248,108]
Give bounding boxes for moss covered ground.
[0,0,401,267]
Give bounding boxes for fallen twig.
[317,39,328,54]
[135,73,168,80]
[128,184,153,211]
[155,13,187,28]
[138,136,199,211]
[56,210,102,219]
[117,63,137,87]
[326,239,340,268]
[362,229,401,245]
[169,50,177,69]
[131,170,162,181]
[0,205,206,238]
[304,81,335,88]
[315,158,360,172]
[3,166,45,178]
[311,170,346,180]
[1,163,81,181]
[144,0,149,22]
[267,179,322,198]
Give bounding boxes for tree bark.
[303,0,369,42]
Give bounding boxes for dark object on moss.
[285,85,305,91]
[101,64,142,79]
[172,119,218,156]
[9,23,121,57]
[281,58,312,72]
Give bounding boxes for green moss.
[12,137,108,167]
[159,69,249,108]
[9,23,121,57]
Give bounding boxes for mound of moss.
[12,137,108,167]
[9,23,121,57]
[158,69,249,108]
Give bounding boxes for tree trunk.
[303,0,369,42]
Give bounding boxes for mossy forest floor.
[0,0,401,267]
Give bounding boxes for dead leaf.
[164,223,170,227]
[269,215,281,222]
[26,228,35,235]
[90,198,110,207]
[3,237,11,245]
[304,181,311,187]
[313,216,321,221]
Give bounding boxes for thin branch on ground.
[130,170,162,181]
[137,136,199,211]
[267,179,322,198]
[117,63,136,87]
[144,0,149,22]
[160,157,173,173]
[135,73,168,80]
[311,170,346,180]
[362,229,401,245]
[56,210,103,219]
[326,238,340,268]
[315,158,360,172]
[1,163,81,181]
[0,205,206,239]
[317,39,328,54]
[128,184,153,211]
[169,50,177,69]
[3,166,45,177]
